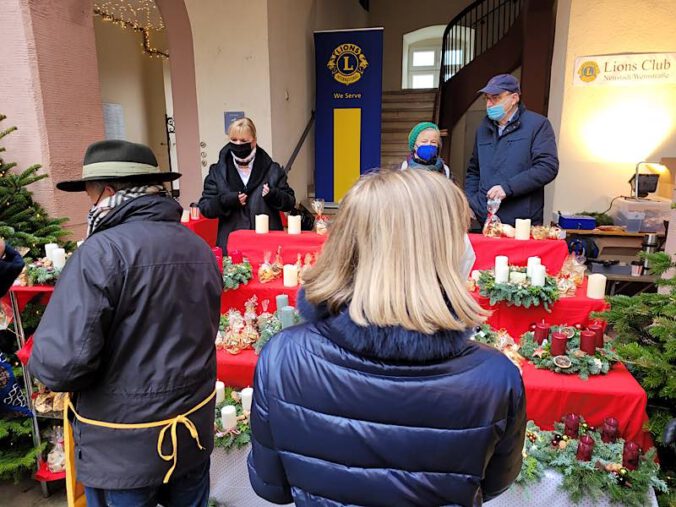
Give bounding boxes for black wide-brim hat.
[56,139,181,192]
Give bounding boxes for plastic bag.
[482,198,503,238]
[47,426,66,473]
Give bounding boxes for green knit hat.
[408,122,440,151]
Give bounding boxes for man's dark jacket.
[248,291,526,506]
[198,146,295,252]
[465,104,559,225]
[0,244,25,297]
[29,195,222,489]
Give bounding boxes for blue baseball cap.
[478,74,521,95]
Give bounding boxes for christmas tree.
[0,113,69,257]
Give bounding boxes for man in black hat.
[465,74,559,226]
[29,140,222,506]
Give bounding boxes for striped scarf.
[87,185,165,236]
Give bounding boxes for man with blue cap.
[465,74,559,226]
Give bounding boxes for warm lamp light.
[630,162,669,199]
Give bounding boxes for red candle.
[550,331,568,356]
[601,417,619,444]
[533,321,550,345]
[212,247,223,274]
[576,434,595,461]
[622,441,641,471]
[588,321,604,348]
[580,329,596,355]
[563,413,581,438]
[229,249,243,264]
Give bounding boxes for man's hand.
[262,183,270,197]
[487,185,506,201]
[238,193,248,206]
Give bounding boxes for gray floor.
[0,479,67,506]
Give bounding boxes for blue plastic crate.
[558,214,597,230]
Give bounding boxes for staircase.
[380,89,436,169]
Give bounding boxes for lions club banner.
[314,28,383,202]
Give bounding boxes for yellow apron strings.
[64,389,215,495]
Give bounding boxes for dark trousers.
[84,459,210,507]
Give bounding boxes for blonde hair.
[227,117,257,141]
[303,170,488,334]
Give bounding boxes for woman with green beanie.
[401,121,454,181]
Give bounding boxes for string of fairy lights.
[93,0,169,59]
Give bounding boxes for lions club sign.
[327,43,369,85]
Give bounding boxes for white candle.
[531,264,546,287]
[526,256,541,278]
[509,271,527,284]
[586,274,607,299]
[190,206,201,220]
[44,243,58,260]
[255,214,269,234]
[495,255,509,270]
[52,248,66,270]
[514,219,531,240]
[220,405,237,431]
[495,264,509,284]
[287,215,301,235]
[180,209,191,223]
[215,381,225,405]
[283,264,298,287]
[240,387,253,412]
[471,270,481,282]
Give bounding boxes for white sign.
[573,52,676,86]
[102,103,126,140]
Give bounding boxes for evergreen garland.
[477,268,560,311]
[516,420,666,506]
[0,114,69,257]
[213,387,251,452]
[519,328,620,380]
[222,257,253,291]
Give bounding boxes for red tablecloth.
[8,285,54,310]
[472,279,609,337]
[522,361,652,449]
[222,279,299,313]
[227,230,326,267]
[216,350,652,449]
[468,234,569,273]
[183,217,218,247]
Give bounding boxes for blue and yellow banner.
[314,28,383,202]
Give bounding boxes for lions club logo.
[578,60,600,82]
[327,43,368,85]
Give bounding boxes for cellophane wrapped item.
[258,251,275,283]
[312,199,329,235]
[47,426,66,473]
[482,198,503,238]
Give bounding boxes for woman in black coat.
[198,118,295,251]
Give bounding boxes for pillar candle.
[283,264,299,288]
[550,331,568,357]
[534,322,550,345]
[180,210,191,223]
[240,387,253,412]
[52,248,66,270]
[221,405,237,431]
[494,255,509,270]
[44,243,58,260]
[530,264,546,287]
[495,265,509,284]
[587,321,604,349]
[580,329,596,355]
[255,214,269,234]
[509,271,527,284]
[563,413,581,438]
[215,381,225,405]
[229,249,243,264]
[275,294,289,314]
[601,417,619,444]
[190,206,201,220]
[514,218,531,240]
[576,434,595,461]
[622,441,641,471]
[526,256,541,278]
[287,215,301,235]
[471,270,481,282]
[212,247,223,274]
[586,274,607,299]
[279,305,295,329]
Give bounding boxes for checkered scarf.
[87,185,165,236]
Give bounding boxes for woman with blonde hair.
[198,117,295,251]
[248,170,526,506]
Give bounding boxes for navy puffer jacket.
[248,292,526,506]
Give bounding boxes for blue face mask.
[486,103,506,121]
[416,144,438,162]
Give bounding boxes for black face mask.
[228,142,253,159]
